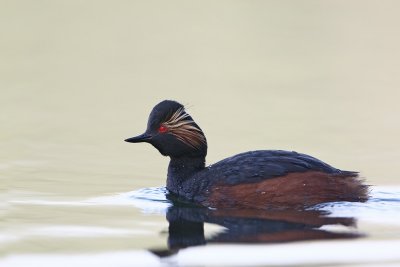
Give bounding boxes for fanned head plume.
[162,107,206,149]
[125,100,207,158]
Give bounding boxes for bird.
[125,100,368,210]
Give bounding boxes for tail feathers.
[339,169,359,176]
[334,171,369,202]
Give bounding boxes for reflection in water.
[150,196,362,257]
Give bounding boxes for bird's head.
[125,100,207,158]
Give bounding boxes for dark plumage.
[125,100,368,210]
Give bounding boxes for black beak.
[124,133,152,143]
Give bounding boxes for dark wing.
[204,150,357,185]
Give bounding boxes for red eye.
[158,125,168,133]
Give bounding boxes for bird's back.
[200,150,355,184]
[187,150,367,209]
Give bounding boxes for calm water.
[2,1,400,266]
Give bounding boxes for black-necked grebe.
[125,100,368,209]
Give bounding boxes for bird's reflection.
[151,198,362,257]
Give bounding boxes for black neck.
[167,156,205,194]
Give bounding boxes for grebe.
[125,100,368,209]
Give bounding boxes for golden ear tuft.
[163,108,206,149]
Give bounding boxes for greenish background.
[2,0,400,263]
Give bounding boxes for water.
[4,187,400,266]
[2,1,400,266]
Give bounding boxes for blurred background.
[2,0,400,263]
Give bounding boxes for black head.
[125,100,207,158]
